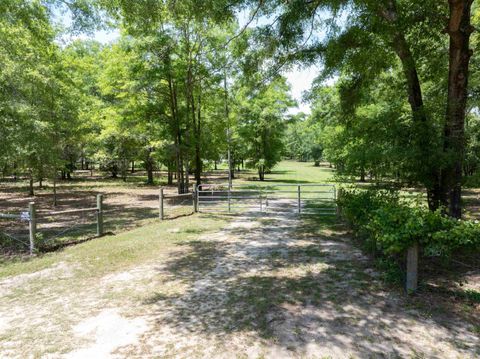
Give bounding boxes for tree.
[0,1,86,194]
[98,0,244,192]
[284,113,324,165]
[238,0,476,217]
[235,77,295,180]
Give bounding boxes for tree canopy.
[1,0,479,217]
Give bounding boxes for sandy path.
[126,209,478,358]
[0,207,478,358]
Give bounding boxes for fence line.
[39,208,98,216]
[159,187,195,220]
[194,183,337,216]
[0,194,104,255]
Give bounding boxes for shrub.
[430,219,480,256]
[337,188,399,235]
[338,188,480,258]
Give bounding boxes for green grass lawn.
[231,160,335,186]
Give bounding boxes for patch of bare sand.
[0,261,76,294]
[66,309,148,358]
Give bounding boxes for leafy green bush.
[338,188,480,257]
[337,188,399,234]
[430,219,480,256]
[374,257,404,286]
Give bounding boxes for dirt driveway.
[0,209,478,358]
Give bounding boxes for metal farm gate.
[195,184,337,216]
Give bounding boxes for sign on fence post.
[28,202,36,255]
[406,242,419,293]
[96,194,104,236]
[297,186,301,214]
[159,187,164,220]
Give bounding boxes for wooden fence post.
[96,194,103,236]
[228,186,231,213]
[406,242,419,293]
[28,202,36,255]
[336,187,342,218]
[159,187,164,220]
[297,185,301,214]
[193,187,199,213]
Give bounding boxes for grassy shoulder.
[0,213,229,279]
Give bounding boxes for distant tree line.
[0,0,294,196]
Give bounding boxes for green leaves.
[339,189,480,257]
[235,76,294,179]
[0,1,85,181]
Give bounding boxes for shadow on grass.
[26,204,190,255]
[141,210,479,356]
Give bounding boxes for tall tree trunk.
[360,168,366,182]
[230,153,235,179]
[167,66,184,194]
[224,70,233,187]
[380,1,441,211]
[28,170,34,196]
[111,161,118,178]
[442,0,474,218]
[184,148,190,193]
[131,160,135,173]
[258,166,265,181]
[121,159,127,182]
[194,89,202,187]
[146,161,154,185]
[53,175,57,207]
[145,150,154,185]
[167,164,173,185]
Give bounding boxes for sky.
[284,66,319,114]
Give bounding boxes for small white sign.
[20,212,30,221]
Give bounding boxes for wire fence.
[0,188,196,255]
[36,208,99,251]
[0,212,31,253]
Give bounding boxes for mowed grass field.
[0,213,229,279]
[216,160,335,185]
